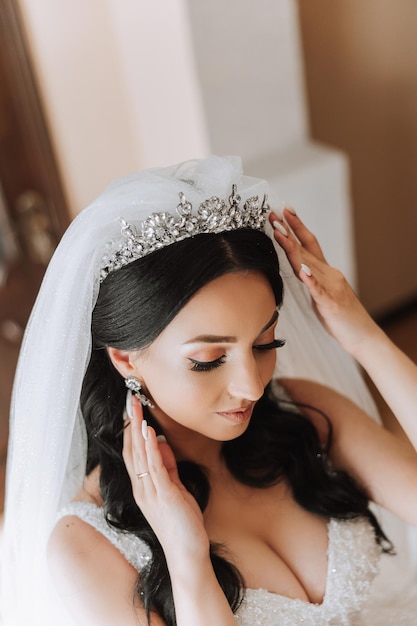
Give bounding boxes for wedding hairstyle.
[81,228,393,625]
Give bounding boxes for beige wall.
[298,0,417,315]
[18,0,210,217]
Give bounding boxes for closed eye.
[189,355,226,372]
[189,339,285,372]
[253,338,286,351]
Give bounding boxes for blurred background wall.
[298,0,417,314]
[17,0,210,215]
[8,0,417,313]
[16,0,356,288]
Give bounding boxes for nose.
[226,354,265,402]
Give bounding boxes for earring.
[124,376,155,408]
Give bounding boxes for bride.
[1,155,417,625]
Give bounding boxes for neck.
[149,411,225,471]
[79,466,103,506]
[172,433,225,471]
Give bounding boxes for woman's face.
[133,271,279,444]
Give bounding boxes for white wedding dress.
[58,501,417,625]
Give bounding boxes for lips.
[216,404,254,424]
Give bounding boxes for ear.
[106,347,139,380]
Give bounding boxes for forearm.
[352,323,417,450]
[167,553,236,626]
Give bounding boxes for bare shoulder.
[47,513,138,599]
[48,515,163,625]
[48,513,124,572]
[277,377,417,518]
[276,376,400,452]
[278,377,348,408]
[277,376,373,429]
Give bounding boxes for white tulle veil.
[0,156,410,625]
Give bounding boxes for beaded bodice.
[58,501,382,625]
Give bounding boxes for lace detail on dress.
[59,503,383,625]
[57,501,151,571]
[235,518,380,626]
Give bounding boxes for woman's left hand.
[271,208,417,461]
[269,208,379,358]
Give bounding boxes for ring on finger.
[136,471,150,480]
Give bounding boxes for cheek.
[261,351,277,383]
[145,363,217,411]
[148,372,221,432]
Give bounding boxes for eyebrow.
[183,310,278,345]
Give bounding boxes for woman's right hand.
[122,393,210,563]
[123,395,237,625]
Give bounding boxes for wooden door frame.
[0,0,70,247]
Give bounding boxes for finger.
[157,438,182,484]
[270,210,331,286]
[123,419,145,487]
[122,417,134,476]
[282,209,326,261]
[294,264,328,321]
[298,262,345,314]
[145,428,182,492]
[269,211,297,241]
[269,213,290,238]
[298,261,321,289]
[123,418,151,493]
[270,212,310,274]
[124,395,154,493]
[130,395,149,474]
[122,389,137,473]
[270,209,324,261]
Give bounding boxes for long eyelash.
[189,339,285,372]
[189,356,226,372]
[254,338,286,351]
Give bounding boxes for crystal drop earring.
[124,376,155,408]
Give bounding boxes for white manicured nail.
[279,201,296,216]
[142,419,148,440]
[273,220,288,237]
[125,389,133,419]
[301,263,312,277]
[156,434,167,444]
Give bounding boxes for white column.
[186,0,356,284]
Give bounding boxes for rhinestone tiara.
[99,184,269,282]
